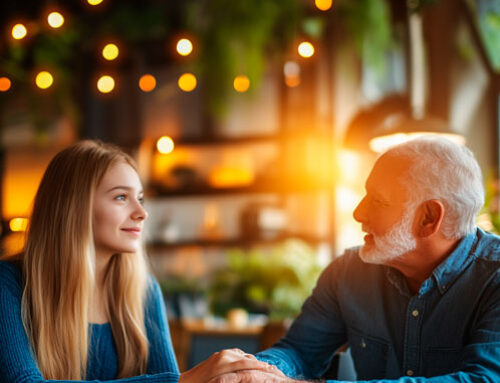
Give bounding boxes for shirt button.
[407,370,414,376]
[412,309,419,317]
[360,339,366,348]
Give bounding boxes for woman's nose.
[132,202,148,221]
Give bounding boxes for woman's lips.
[121,228,141,236]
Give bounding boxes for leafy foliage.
[209,240,323,320]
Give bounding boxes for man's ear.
[416,199,445,237]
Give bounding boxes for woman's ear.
[416,199,445,237]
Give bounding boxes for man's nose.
[353,197,367,223]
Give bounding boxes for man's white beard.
[359,204,417,265]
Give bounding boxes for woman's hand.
[178,348,282,383]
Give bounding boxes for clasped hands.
[178,348,300,383]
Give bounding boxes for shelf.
[147,233,330,251]
[164,134,280,147]
[147,181,332,198]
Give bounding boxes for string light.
[47,12,64,28]
[0,77,11,92]
[97,75,115,93]
[315,0,333,11]
[178,73,197,92]
[139,74,156,92]
[233,75,250,93]
[298,41,315,58]
[157,136,175,154]
[102,43,119,61]
[87,0,104,5]
[12,24,27,40]
[35,71,54,89]
[176,38,193,56]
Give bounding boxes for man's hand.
[206,369,323,383]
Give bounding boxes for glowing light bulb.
[9,218,28,232]
[298,41,315,58]
[12,24,27,40]
[102,43,119,61]
[157,136,175,154]
[139,74,156,92]
[35,71,54,89]
[48,12,64,28]
[0,77,12,92]
[315,0,333,11]
[177,73,197,92]
[176,38,193,56]
[233,75,250,93]
[97,75,115,93]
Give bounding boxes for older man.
[211,136,500,383]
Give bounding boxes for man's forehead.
[365,154,412,200]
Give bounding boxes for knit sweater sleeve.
[0,261,180,383]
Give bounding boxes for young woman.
[0,140,277,382]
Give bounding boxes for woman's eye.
[138,197,145,205]
[115,194,126,201]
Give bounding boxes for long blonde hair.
[21,140,149,379]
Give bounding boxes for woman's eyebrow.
[106,185,144,194]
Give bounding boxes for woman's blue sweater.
[0,260,181,382]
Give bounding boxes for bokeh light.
[284,61,301,87]
[87,0,104,5]
[35,71,54,89]
[315,0,333,11]
[47,12,64,28]
[139,74,156,92]
[157,136,175,154]
[97,75,115,93]
[233,75,250,93]
[9,218,28,232]
[12,24,27,40]
[176,38,193,56]
[298,41,315,58]
[102,43,119,61]
[178,73,197,92]
[0,77,12,92]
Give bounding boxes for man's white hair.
[385,136,484,239]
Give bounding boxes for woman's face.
[92,161,148,258]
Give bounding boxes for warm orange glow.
[12,24,27,40]
[178,73,197,92]
[369,132,466,153]
[35,71,54,89]
[157,136,175,154]
[9,218,28,232]
[97,75,115,93]
[209,167,255,188]
[233,75,250,93]
[0,77,11,92]
[315,0,333,11]
[176,38,193,56]
[284,61,301,87]
[139,74,156,92]
[87,0,104,5]
[298,41,315,58]
[47,12,64,28]
[102,43,119,60]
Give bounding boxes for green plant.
[208,240,323,321]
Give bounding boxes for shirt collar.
[429,228,479,295]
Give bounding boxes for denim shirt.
[257,228,500,382]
